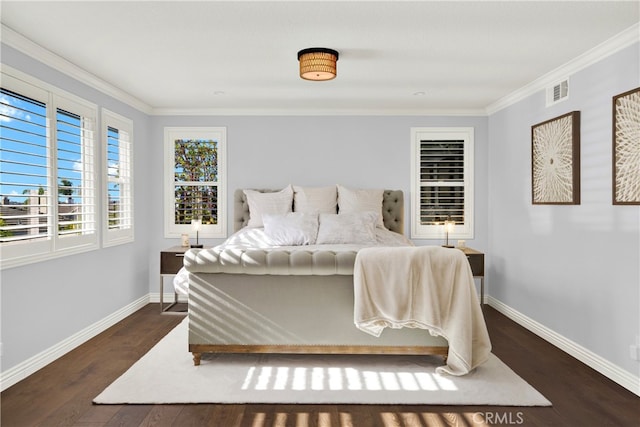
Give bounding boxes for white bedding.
[218,225,413,250]
[173,226,412,294]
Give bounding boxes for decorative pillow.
[337,185,384,228]
[315,211,378,245]
[293,185,337,214]
[244,185,293,228]
[263,212,319,246]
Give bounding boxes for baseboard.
[487,296,640,397]
[148,292,188,304]
[0,295,150,392]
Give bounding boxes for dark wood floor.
[2,304,638,427]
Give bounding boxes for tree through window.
[164,127,226,239]
[174,138,219,226]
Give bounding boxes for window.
[410,127,474,240]
[164,127,226,239]
[1,69,98,268]
[102,109,133,247]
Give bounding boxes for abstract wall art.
[531,111,581,205]
[612,87,640,205]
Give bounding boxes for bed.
[183,185,490,376]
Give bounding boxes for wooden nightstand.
[457,247,486,304]
[160,246,189,315]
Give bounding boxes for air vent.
[546,79,569,106]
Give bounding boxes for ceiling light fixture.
[297,47,339,81]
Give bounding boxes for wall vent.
[546,79,569,106]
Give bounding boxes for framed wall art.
[531,111,581,205]
[612,87,640,205]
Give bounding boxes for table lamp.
[190,218,203,248]
[443,217,455,248]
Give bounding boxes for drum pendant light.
[297,48,339,81]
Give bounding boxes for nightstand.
[160,246,189,315]
[457,247,486,304]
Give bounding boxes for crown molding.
[485,22,640,115]
[1,24,153,115]
[151,107,487,117]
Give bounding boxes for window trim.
[410,127,474,240]
[1,66,99,269]
[102,108,134,247]
[163,127,227,239]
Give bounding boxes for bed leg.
[443,354,448,364]
[193,352,202,366]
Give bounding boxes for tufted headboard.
[234,188,404,234]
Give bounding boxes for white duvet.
[217,225,413,250]
[173,226,412,295]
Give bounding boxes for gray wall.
[149,115,489,291]
[0,45,153,372]
[487,43,640,374]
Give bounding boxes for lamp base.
[441,245,455,248]
[190,244,203,248]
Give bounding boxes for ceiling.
[1,1,638,115]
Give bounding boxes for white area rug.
[94,319,551,406]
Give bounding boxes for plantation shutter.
[0,88,51,244]
[419,139,465,225]
[103,109,134,246]
[106,126,132,231]
[1,68,99,267]
[411,127,474,240]
[56,108,96,238]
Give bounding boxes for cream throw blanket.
[353,246,491,376]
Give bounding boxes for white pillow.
[244,185,293,228]
[315,211,378,245]
[263,212,319,246]
[293,185,337,214]
[337,185,384,228]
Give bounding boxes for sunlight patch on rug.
[238,363,459,393]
